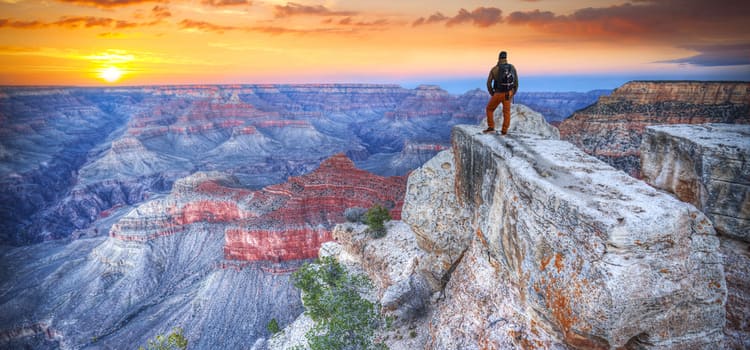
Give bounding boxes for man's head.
[499,51,507,60]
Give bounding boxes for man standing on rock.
[484,51,518,135]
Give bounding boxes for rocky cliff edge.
[271,104,726,349]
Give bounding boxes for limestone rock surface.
[403,104,560,290]
[641,124,750,241]
[641,123,750,349]
[438,125,726,348]
[480,103,561,139]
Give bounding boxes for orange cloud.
[413,7,502,27]
[506,0,750,44]
[446,7,502,27]
[0,19,45,29]
[201,0,251,6]
[151,6,171,19]
[178,18,351,35]
[412,12,447,27]
[0,16,147,29]
[55,16,140,29]
[273,2,356,18]
[55,0,166,8]
[179,19,237,33]
[338,17,388,27]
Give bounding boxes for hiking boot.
[482,128,495,134]
[501,131,508,135]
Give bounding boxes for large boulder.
[403,104,560,290]
[480,103,561,139]
[641,123,750,349]
[431,125,726,349]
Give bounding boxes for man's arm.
[486,68,494,95]
[512,65,519,93]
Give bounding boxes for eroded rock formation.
[641,124,750,349]
[441,125,725,348]
[110,154,406,262]
[0,85,481,245]
[559,81,750,177]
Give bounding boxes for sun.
[99,67,123,83]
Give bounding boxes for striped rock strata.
[559,81,749,177]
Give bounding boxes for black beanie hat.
[499,51,507,59]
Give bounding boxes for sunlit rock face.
[559,81,750,177]
[421,125,725,349]
[641,123,750,349]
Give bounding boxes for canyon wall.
[641,124,750,349]
[559,81,750,177]
[0,85,479,245]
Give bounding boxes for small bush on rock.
[364,205,391,238]
[292,256,388,350]
[267,318,281,335]
[138,328,187,350]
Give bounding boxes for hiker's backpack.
[493,64,515,92]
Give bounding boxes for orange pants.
[486,91,513,133]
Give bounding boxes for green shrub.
[267,318,281,335]
[364,205,391,238]
[292,256,388,350]
[138,328,187,350]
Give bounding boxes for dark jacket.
[486,59,518,95]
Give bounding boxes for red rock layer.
[224,154,406,261]
[110,154,406,263]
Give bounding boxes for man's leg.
[501,92,512,134]
[485,93,502,130]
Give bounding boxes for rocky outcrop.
[268,222,434,350]
[422,125,725,349]
[110,154,406,263]
[481,104,561,139]
[402,104,560,291]
[559,81,750,177]
[277,104,728,349]
[223,154,406,262]
[641,124,750,349]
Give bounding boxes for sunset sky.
[1,0,748,92]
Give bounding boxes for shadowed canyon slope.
[559,81,750,177]
[0,154,404,349]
